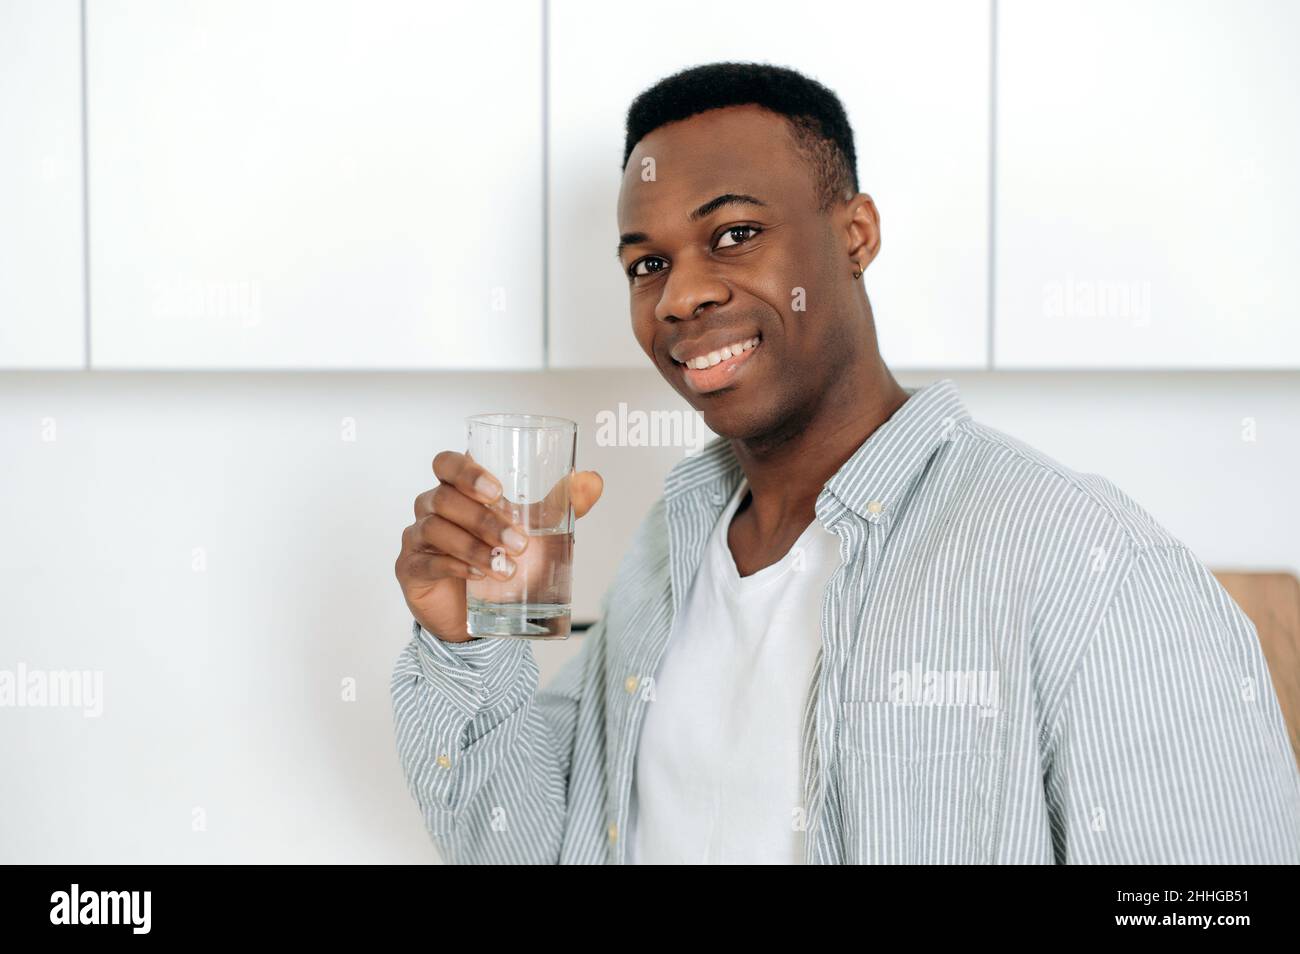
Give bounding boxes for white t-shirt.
[626,476,844,864]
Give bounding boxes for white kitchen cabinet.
[0,0,84,369]
[995,0,1300,369]
[548,0,991,370]
[87,0,544,369]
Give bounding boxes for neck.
[729,339,908,538]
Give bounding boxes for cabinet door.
[88,0,543,369]
[548,0,991,369]
[0,0,84,369]
[996,0,1300,368]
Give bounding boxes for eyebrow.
[616,193,768,258]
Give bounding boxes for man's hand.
[396,450,603,641]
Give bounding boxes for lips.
[674,335,762,394]
[670,333,760,366]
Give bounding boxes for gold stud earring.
[852,262,863,280]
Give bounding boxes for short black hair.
[622,61,860,213]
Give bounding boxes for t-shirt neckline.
[711,477,827,594]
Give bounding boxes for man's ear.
[844,194,881,276]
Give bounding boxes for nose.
[653,254,731,323]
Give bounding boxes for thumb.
[535,469,604,524]
[572,470,603,519]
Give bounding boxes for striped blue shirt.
[391,377,1300,863]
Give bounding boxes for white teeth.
[682,336,759,369]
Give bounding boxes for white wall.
[1,368,1296,862]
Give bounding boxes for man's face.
[616,104,865,441]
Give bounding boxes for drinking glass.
[464,413,577,639]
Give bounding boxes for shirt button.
[866,500,883,515]
[608,822,619,843]
[435,754,451,769]
[624,675,639,694]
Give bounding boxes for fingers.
[419,453,600,580]
[413,482,523,551]
[405,504,524,580]
[396,549,483,585]
[432,449,504,506]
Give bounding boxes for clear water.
[466,528,573,639]
[467,599,571,638]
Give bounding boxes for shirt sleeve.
[390,614,603,863]
[1043,543,1300,863]
[409,621,537,722]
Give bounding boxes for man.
[390,62,1300,863]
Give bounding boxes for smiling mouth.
[673,334,762,394]
[674,335,761,369]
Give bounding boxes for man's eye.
[716,225,761,249]
[629,257,667,279]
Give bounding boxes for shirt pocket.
[836,701,1003,864]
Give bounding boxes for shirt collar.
[663,378,971,527]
